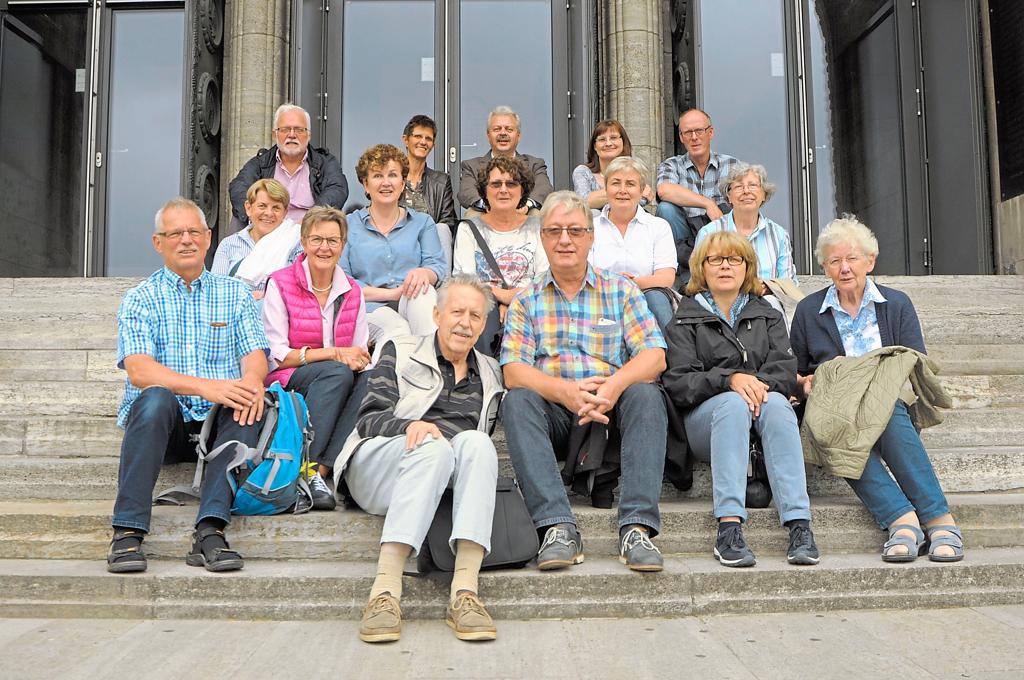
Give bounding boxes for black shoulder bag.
[461,219,510,290]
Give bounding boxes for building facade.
[1,0,1021,277]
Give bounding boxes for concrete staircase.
[1,275,1023,620]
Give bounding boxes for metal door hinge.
[95,152,103,168]
[807,147,814,165]
[449,146,457,163]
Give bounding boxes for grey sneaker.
[308,473,337,511]
[536,524,584,570]
[714,522,756,568]
[359,592,402,643]
[619,526,663,572]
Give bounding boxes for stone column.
[219,0,291,231]
[603,0,667,182]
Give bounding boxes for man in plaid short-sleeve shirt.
[500,191,669,573]
[108,197,269,575]
[655,108,738,284]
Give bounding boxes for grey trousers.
[344,430,498,555]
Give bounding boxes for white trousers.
[344,430,498,555]
[366,286,438,356]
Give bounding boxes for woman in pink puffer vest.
[262,206,371,510]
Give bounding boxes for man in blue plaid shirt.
[655,108,738,284]
[108,197,269,574]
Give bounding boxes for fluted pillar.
[219,0,291,230]
[603,0,667,181]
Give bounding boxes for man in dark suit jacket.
[457,106,553,212]
[228,104,349,230]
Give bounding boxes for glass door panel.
[457,0,553,169]
[340,0,436,212]
[0,11,87,276]
[103,8,185,276]
[698,0,792,231]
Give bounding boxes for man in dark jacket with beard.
[228,103,348,229]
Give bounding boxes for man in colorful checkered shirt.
[108,197,269,575]
[655,108,738,284]
[500,190,669,572]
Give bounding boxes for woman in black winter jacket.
[662,231,818,568]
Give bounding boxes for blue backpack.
[156,383,314,515]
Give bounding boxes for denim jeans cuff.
[111,518,150,533]
[877,504,917,530]
[535,515,577,531]
[916,505,952,526]
[714,505,749,522]
[617,514,661,537]
[778,510,812,527]
[194,511,232,529]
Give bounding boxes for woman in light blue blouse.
[572,120,654,209]
[340,144,448,348]
[790,216,963,564]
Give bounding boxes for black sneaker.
[714,522,756,568]
[308,473,337,511]
[536,524,584,570]
[787,522,821,565]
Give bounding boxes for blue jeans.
[846,400,950,529]
[684,391,811,525]
[654,200,692,244]
[501,383,667,536]
[111,387,261,532]
[287,361,369,468]
[643,289,675,331]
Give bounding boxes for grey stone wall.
[219,0,291,230]
[601,0,667,184]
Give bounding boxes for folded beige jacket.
[800,346,952,479]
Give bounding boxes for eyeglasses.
[307,236,343,248]
[596,134,622,144]
[704,254,745,267]
[541,226,593,239]
[730,182,763,193]
[825,254,863,268]
[680,125,712,139]
[274,126,309,136]
[157,228,206,241]
[487,180,521,190]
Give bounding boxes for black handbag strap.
[460,219,510,289]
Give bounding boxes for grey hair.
[539,190,593,230]
[273,103,311,130]
[815,214,880,267]
[154,197,207,233]
[717,162,777,203]
[603,155,650,187]
[437,273,496,315]
[487,105,520,130]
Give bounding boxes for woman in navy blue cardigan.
[790,216,963,563]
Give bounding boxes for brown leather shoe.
[359,592,402,643]
[445,591,497,641]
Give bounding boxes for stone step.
[6,373,1023,421]
[1,548,1021,621]
[1,493,1020,561]
[3,346,1023,385]
[1,442,1021,504]
[3,398,1022,458]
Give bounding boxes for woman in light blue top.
[340,144,448,347]
[694,163,797,286]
